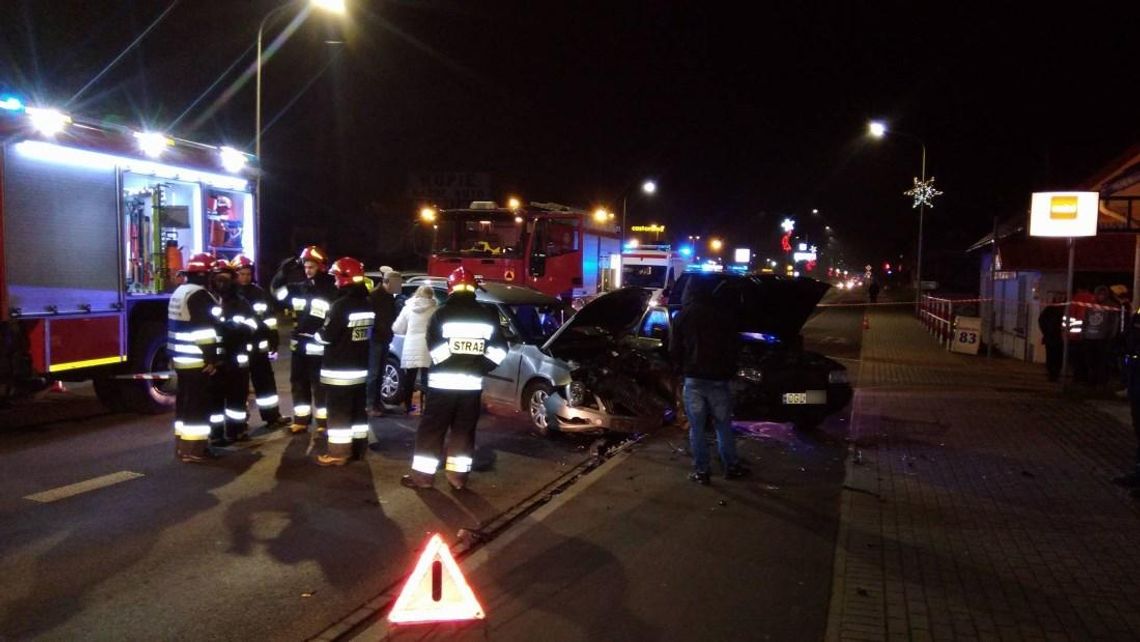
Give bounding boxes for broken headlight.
[567,381,586,407]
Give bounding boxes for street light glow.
[593,208,609,223]
[507,197,521,210]
[642,180,657,195]
[311,0,347,14]
[419,207,437,223]
[710,238,723,252]
[868,120,887,138]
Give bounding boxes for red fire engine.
[426,201,622,299]
[0,100,256,412]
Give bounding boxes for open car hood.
[668,273,830,339]
[542,288,653,353]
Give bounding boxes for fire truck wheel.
[93,377,124,412]
[119,322,177,414]
[522,380,556,437]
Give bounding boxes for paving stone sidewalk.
[826,307,1140,642]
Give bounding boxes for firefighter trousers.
[326,383,367,459]
[411,389,481,481]
[211,364,250,440]
[175,368,213,458]
[249,351,281,422]
[290,350,327,428]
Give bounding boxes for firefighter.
[401,267,507,490]
[271,246,337,434]
[209,259,258,443]
[232,254,289,429]
[312,257,375,466]
[169,253,222,463]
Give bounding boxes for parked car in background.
[382,279,573,433]
[544,272,853,432]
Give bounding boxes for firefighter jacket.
[168,283,221,370]
[214,290,258,369]
[238,282,279,353]
[314,283,375,386]
[270,269,337,357]
[425,291,508,391]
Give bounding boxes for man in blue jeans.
[669,276,749,485]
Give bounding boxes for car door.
[482,305,523,405]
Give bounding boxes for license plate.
[449,338,485,355]
[783,390,826,405]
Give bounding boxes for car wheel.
[522,380,555,437]
[380,358,403,406]
[118,321,177,414]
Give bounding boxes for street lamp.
[868,120,930,307]
[255,0,347,274]
[710,238,724,252]
[620,179,657,248]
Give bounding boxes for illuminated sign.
[630,224,665,233]
[733,248,751,263]
[1029,191,1098,237]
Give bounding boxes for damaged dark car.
[542,272,853,433]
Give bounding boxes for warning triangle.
[388,533,485,624]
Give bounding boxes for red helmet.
[184,252,215,274]
[230,254,254,272]
[447,266,477,293]
[299,245,327,267]
[328,257,365,289]
[210,258,236,275]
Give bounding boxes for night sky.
[3,1,1137,280]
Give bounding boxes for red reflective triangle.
[388,533,485,624]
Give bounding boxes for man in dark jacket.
[1038,294,1065,382]
[313,257,375,466]
[669,276,749,485]
[233,254,289,429]
[271,246,337,434]
[401,267,507,491]
[365,269,398,416]
[168,253,222,463]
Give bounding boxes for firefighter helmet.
[210,258,236,275]
[328,257,365,289]
[299,245,327,267]
[447,266,477,293]
[184,252,215,274]
[230,254,255,273]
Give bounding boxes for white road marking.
[23,471,145,504]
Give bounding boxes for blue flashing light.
[740,331,781,345]
[0,95,25,112]
[678,245,693,257]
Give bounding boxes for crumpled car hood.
[542,287,653,354]
[668,273,830,338]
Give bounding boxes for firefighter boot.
[445,470,469,491]
[400,470,434,490]
[316,440,351,467]
[177,437,210,464]
[350,437,368,461]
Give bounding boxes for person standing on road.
[313,257,375,466]
[868,279,881,304]
[232,254,289,430]
[1082,285,1119,388]
[365,269,398,417]
[401,268,506,491]
[1038,294,1065,382]
[168,253,223,463]
[271,246,337,434]
[209,259,257,444]
[669,277,749,485]
[1117,303,1140,491]
[392,285,438,415]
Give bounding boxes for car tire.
[118,321,177,414]
[380,357,403,406]
[522,380,555,437]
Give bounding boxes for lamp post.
[868,120,931,309]
[620,179,657,247]
[255,0,346,274]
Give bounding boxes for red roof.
[997,233,1135,273]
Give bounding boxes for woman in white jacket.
[391,285,438,414]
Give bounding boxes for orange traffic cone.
[49,380,68,393]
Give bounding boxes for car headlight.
[567,381,586,407]
[737,367,763,383]
[828,369,849,384]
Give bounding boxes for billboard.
[1029,191,1098,237]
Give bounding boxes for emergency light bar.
[14,140,250,191]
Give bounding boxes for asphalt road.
[0,291,867,641]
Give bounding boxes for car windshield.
[622,264,668,288]
[434,212,524,257]
[506,303,569,344]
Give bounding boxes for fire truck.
[0,100,256,412]
[426,201,622,299]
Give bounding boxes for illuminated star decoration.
[904,177,943,208]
